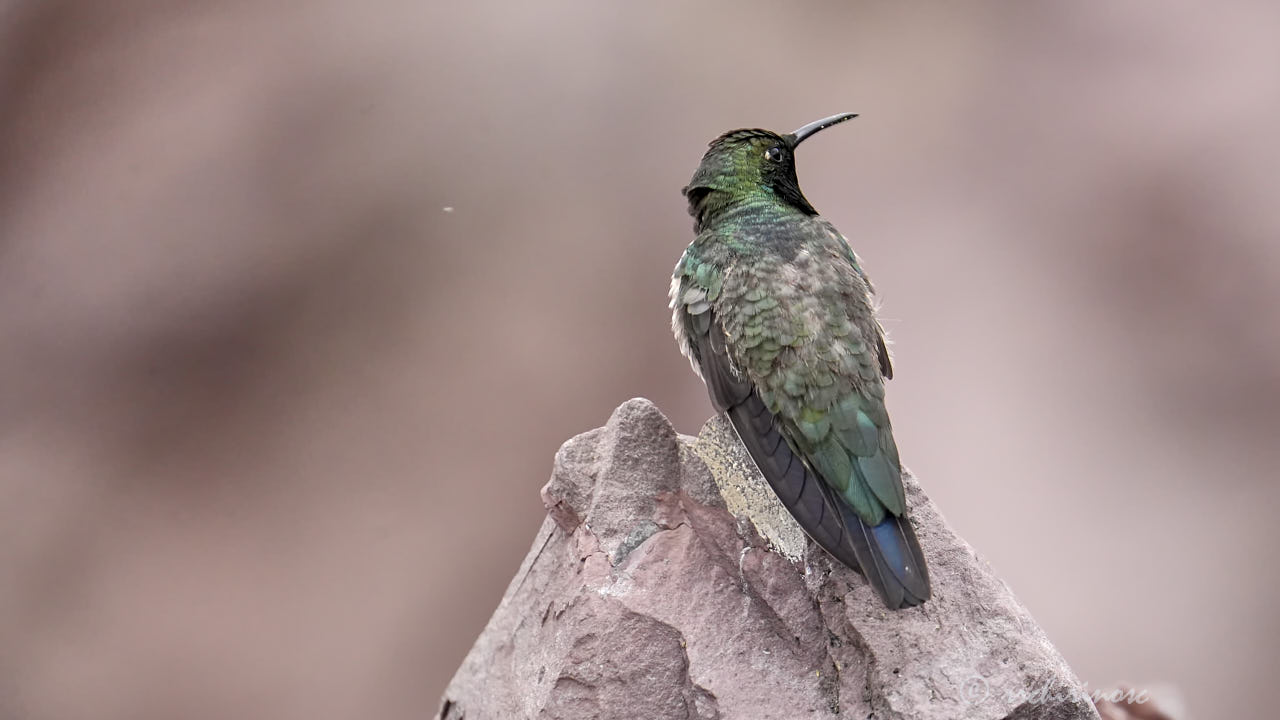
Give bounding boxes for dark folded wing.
[680,303,929,607]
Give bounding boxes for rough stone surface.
[437,398,1100,720]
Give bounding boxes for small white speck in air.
[442,206,455,213]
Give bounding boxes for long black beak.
[787,112,858,148]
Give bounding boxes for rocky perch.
[437,399,1101,720]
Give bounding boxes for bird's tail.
[834,498,930,609]
[725,392,930,609]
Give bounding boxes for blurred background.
[2,1,1277,718]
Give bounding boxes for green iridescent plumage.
[670,114,930,609]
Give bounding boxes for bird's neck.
[690,189,810,234]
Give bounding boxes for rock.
[437,398,1100,720]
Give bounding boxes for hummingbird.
[670,113,930,609]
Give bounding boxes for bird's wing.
[673,275,864,566]
[672,253,928,608]
[713,245,907,528]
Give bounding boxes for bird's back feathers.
[671,213,930,609]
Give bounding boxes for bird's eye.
[765,146,784,162]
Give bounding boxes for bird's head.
[682,112,857,223]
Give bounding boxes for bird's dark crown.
[708,128,784,149]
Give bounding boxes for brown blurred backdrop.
[2,1,1277,718]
